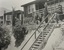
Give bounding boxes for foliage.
[0,26,11,50]
[13,18,28,47]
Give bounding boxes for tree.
[13,18,28,47]
[0,26,11,50]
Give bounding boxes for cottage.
[21,1,45,17]
[4,10,24,26]
[21,0,64,15]
[21,1,45,24]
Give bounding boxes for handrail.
[21,14,50,50]
[43,14,55,30]
[29,14,55,50]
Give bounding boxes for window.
[6,15,11,21]
[27,4,36,16]
[28,6,31,14]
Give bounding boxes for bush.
[13,19,28,47]
[0,26,11,50]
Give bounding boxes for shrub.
[0,26,11,50]
[13,18,28,47]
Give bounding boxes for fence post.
[35,31,36,39]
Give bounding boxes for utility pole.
[3,10,6,25]
[12,7,15,35]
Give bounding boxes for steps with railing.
[29,14,55,50]
[21,5,64,50]
[21,13,51,50]
[21,13,55,50]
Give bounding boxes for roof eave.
[21,1,36,7]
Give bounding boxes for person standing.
[54,4,63,23]
[35,13,39,24]
[44,2,48,23]
[58,4,63,21]
[55,13,59,23]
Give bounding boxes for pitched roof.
[21,0,63,7]
[21,0,50,7]
[21,1,36,7]
[5,10,24,15]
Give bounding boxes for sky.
[0,0,35,11]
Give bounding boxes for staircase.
[28,13,55,50]
[21,13,55,50]
[29,23,55,50]
[21,4,64,50]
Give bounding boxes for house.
[4,10,24,26]
[21,0,64,15]
[0,7,11,26]
[21,0,64,23]
[21,1,45,17]
[21,1,45,24]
